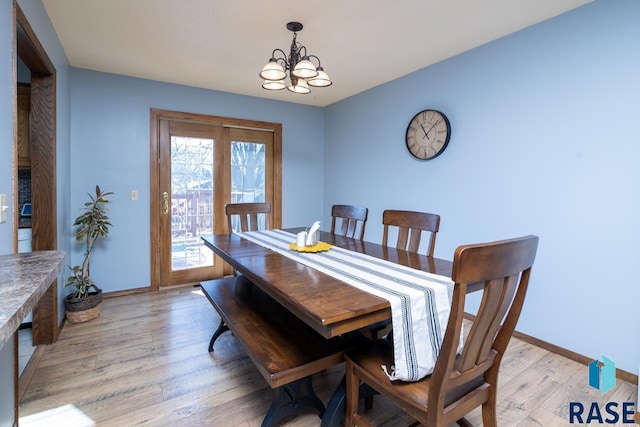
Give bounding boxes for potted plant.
[64,185,114,323]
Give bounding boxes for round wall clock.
[405,109,451,160]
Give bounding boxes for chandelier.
[259,22,332,94]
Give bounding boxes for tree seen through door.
[229,141,267,231]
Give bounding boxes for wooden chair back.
[345,235,539,427]
[330,204,368,240]
[382,210,440,256]
[225,202,271,232]
[430,235,539,425]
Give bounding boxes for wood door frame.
[14,3,58,343]
[12,2,58,421]
[150,109,282,291]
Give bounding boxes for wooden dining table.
[202,228,469,426]
[202,228,455,337]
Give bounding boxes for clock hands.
[419,119,443,141]
[424,121,439,138]
[420,124,430,140]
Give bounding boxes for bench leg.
[261,376,325,427]
[208,319,230,352]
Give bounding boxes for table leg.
[321,376,346,427]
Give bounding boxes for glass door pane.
[231,141,266,203]
[170,135,214,271]
[229,141,266,231]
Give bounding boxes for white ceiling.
[42,0,591,107]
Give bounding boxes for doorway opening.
[13,1,58,402]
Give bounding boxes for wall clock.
[405,109,451,160]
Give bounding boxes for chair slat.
[381,210,440,257]
[225,202,272,233]
[330,204,368,241]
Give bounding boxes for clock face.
[405,110,451,160]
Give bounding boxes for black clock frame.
[405,109,451,160]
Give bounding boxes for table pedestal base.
[263,376,325,427]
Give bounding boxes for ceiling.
[42,0,591,107]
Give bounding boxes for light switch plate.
[0,194,7,223]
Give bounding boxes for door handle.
[162,192,169,215]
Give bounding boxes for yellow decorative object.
[289,241,332,253]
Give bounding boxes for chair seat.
[346,340,486,415]
[347,340,430,409]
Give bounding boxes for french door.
[150,110,282,288]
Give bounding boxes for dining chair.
[344,235,539,427]
[364,209,442,341]
[330,204,369,241]
[382,209,440,257]
[206,201,272,352]
[225,202,271,233]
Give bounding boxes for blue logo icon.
[588,355,615,394]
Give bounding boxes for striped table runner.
[237,229,457,382]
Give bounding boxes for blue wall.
[69,69,325,291]
[0,0,13,257]
[0,1,14,424]
[324,0,640,374]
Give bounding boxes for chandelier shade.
[260,60,286,81]
[307,67,332,87]
[260,22,332,94]
[287,77,310,94]
[292,58,318,79]
[262,79,286,90]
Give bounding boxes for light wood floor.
[19,286,638,426]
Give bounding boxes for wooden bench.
[200,275,349,426]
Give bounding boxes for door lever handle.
[162,192,169,215]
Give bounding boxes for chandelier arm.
[273,59,288,73]
[271,48,289,62]
[307,55,321,68]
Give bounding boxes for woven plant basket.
[64,290,102,323]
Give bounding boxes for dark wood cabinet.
[17,84,30,168]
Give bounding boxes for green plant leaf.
[67,186,114,300]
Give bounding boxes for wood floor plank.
[516,406,567,426]
[496,337,549,384]
[19,286,638,426]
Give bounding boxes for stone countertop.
[0,251,65,350]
